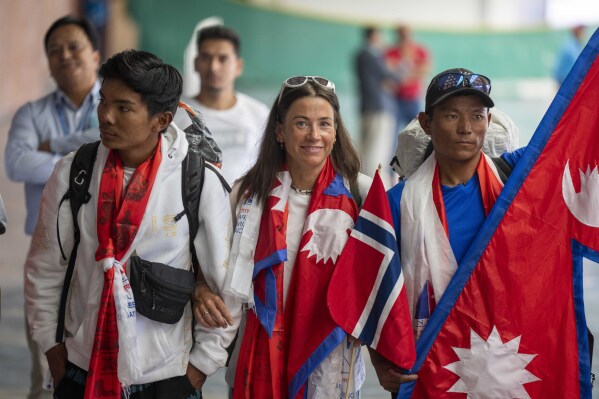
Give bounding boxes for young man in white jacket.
[24,49,240,399]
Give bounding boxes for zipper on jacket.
[141,270,147,293]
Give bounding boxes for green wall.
[127,0,588,140]
[128,0,571,87]
[128,0,361,94]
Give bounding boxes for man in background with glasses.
[4,15,101,399]
[173,25,269,184]
[370,68,525,397]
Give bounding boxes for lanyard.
[54,93,96,136]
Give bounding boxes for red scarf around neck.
[84,141,162,398]
[432,153,504,237]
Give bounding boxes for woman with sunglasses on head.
[193,76,372,398]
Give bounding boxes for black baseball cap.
[425,68,494,113]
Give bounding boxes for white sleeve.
[188,167,242,375]
[24,153,75,353]
[357,173,374,202]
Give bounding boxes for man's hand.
[186,363,207,390]
[348,335,363,347]
[46,343,68,386]
[369,348,418,392]
[193,281,233,329]
[376,367,418,392]
[38,140,52,153]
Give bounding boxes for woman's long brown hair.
[236,81,360,204]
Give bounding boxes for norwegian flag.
[399,29,599,398]
[328,169,416,369]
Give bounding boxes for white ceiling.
[250,0,598,29]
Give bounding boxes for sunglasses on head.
[277,76,336,105]
[431,72,491,94]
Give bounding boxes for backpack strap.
[205,162,231,193]
[177,152,231,278]
[491,157,513,184]
[180,151,205,278]
[55,141,100,343]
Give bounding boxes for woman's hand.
[369,347,418,392]
[186,363,207,390]
[193,280,233,328]
[46,343,68,387]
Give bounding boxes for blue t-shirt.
[387,148,524,263]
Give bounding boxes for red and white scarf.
[228,158,359,398]
[400,152,504,339]
[84,141,162,398]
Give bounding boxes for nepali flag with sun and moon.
[396,28,599,398]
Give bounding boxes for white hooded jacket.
[24,123,241,383]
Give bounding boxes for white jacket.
[24,124,241,384]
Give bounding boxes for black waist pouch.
[129,255,196,324]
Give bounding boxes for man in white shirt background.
[174,25,269,184]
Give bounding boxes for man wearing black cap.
[369,68,524,396]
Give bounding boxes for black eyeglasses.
[430,72,491,94]
[277,76,336,105]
